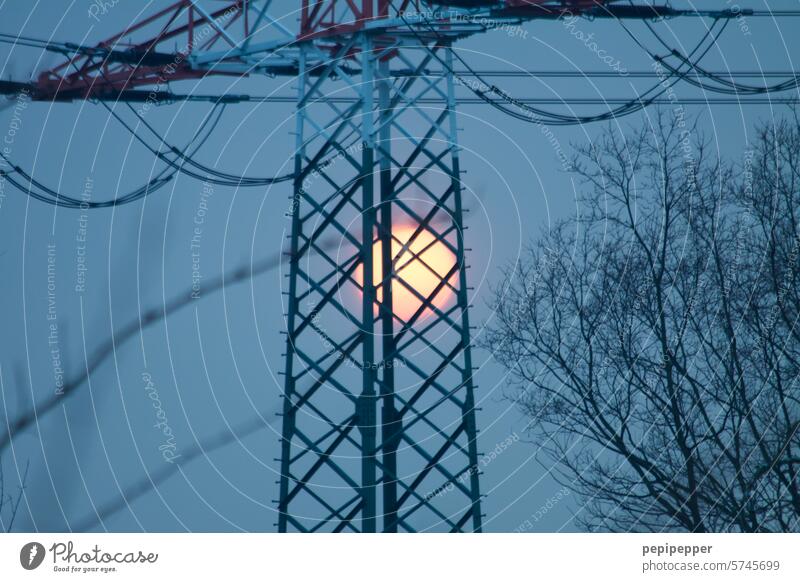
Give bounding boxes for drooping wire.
[84,59,296,187]
[5,8,793,208]
[87,55,373,188]
[389,2,724,126]
[481,16,725,124]
[0,169,171,208]
[658,53,800,95]
[618,2,800,96]
[0,102,224,207]
[3,41,369,206]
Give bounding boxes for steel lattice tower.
[277,30,482,532]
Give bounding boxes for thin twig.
[0,236,335,452]
[73,407,279,531]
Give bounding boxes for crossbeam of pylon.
[12,1,751,103]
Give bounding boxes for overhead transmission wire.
[3,7,799,206]
[85,52,368,190]
[616,0,800,96]
[75,94,794,104]
[3,26,796,83]
[0,32,85,54]
[0,51,301,208]
[391,2,727,126]
[663,56,800,95]
[8,12,723,127]
[448,69,799,79]
[1,36,369,207]
[0,102,226,208]
[88,57,297,188]
[0,43,290,205]
[395,3,799,120]
[0,31,367,155]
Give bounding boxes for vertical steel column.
[277,46,307,533]
[377,53,399,532]
[358,32,378,533]
[446,46,483,532]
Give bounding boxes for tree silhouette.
[482,111,800,532]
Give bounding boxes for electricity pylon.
[277,34,482,532]
[3,0,752,532]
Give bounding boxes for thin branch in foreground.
[72,406,280,532]
[1,203,467,451]
[0,234,336,453]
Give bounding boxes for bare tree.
[482,111,800,532]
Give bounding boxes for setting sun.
[356,224,457,323]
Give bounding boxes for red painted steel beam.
[34,1,245,101]
[20,0,690,101]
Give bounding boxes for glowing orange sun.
[356,224,457,323]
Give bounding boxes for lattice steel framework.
[277,34,482,532]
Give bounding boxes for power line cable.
[618,1,800,96]
[87,59,296,187]
[0,102,225,207]
[86,56,372,189]
[4,7,798,208]
[391,2,725,125]
[660,54,800,95]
